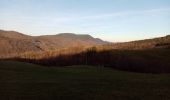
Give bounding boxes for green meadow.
[0,61,170,100]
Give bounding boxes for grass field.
[0,61,170,100]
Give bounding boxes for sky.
[0,0,170,42]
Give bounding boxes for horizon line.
[0,29,169,43]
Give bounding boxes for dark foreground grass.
[0,61,170,100]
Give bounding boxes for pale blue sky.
[0,0,170,42]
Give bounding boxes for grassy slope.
[0,61,170,100]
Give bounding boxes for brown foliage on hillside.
[1,30,170,73]
[0,30,108,58]
[110,35,170,50]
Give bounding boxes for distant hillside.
[0,29,169,58]
[1,30,170,73]
[102,35,170,50]
[0,30,108,58]
[0,30,40,58]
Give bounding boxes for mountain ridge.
[0,29,170,58]
[0,30,108,57]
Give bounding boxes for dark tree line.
[12,47,170,74]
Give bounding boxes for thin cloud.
[39,7,170,23]
[1,7,169,23]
